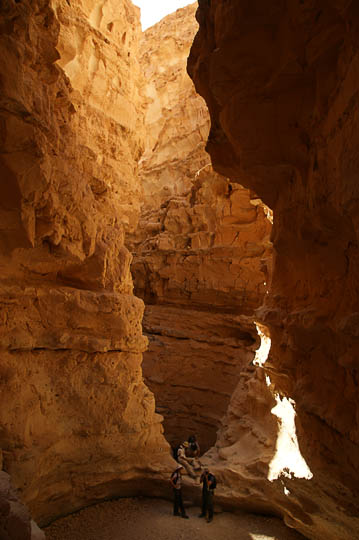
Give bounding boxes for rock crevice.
[128,4,272,453]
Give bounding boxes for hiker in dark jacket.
[188,435,200,458]
[199,468,216,522]
[170,465,189,519]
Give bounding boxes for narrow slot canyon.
[0,2,358,540]
[126,4,272,455]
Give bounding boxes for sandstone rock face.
[189,1,359,538]
[142,306,260,452]
[0,0,171,526]
[138,3,209,213]
[128,5,272,452]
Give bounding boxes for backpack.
[170,471,179,485]
[190,441,198,453]
[208,473,217,490]
[172,444,182,461]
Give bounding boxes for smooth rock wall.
[188,1,359,538]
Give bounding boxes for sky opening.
[132,0,195,30]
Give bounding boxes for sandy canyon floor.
[45,497,305,540]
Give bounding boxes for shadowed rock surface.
[0,471,45,540]
[188,1,359,538]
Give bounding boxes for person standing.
[170,465,189,519]
[199,468,216,522]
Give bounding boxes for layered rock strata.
[128,5,272,452]
[142,306,260,452]
[0,0,171,526]
[188,1,359,538]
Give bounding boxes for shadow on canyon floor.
[45,497,305,540]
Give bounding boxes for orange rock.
[0,0,171,525]
[188,1,359,538]
[128,5,272,453]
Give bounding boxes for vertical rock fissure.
[128,4,273,459]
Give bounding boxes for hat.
[183,441,189,448]
[176,465,184,470]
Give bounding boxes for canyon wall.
[128,4,272,452]
[188,1,359,538]
[0,0,171,527]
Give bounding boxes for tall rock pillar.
[0,0,170,525]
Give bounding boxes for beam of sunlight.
[268,396,313,482]
[253,323,271,368]
[249,533,277,540]
[252,323,313,483]
[250,198,273,224]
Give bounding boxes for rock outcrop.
[128,4,272,452]
[188,1,359,538]
[0,0,171,526]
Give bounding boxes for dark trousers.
[173,488,186,516]
[201,490,214,519]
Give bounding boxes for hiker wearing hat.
[170,465,189,518]
[199,468,217,523]
[177,442,197,479]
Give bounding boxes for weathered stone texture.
[131,166,271,313]
[142,306,259,451]
[188,0,359,538]
[138,3,209,213]
[131,164,271,453]
[128,4,272,453]
[0,0,171,526]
